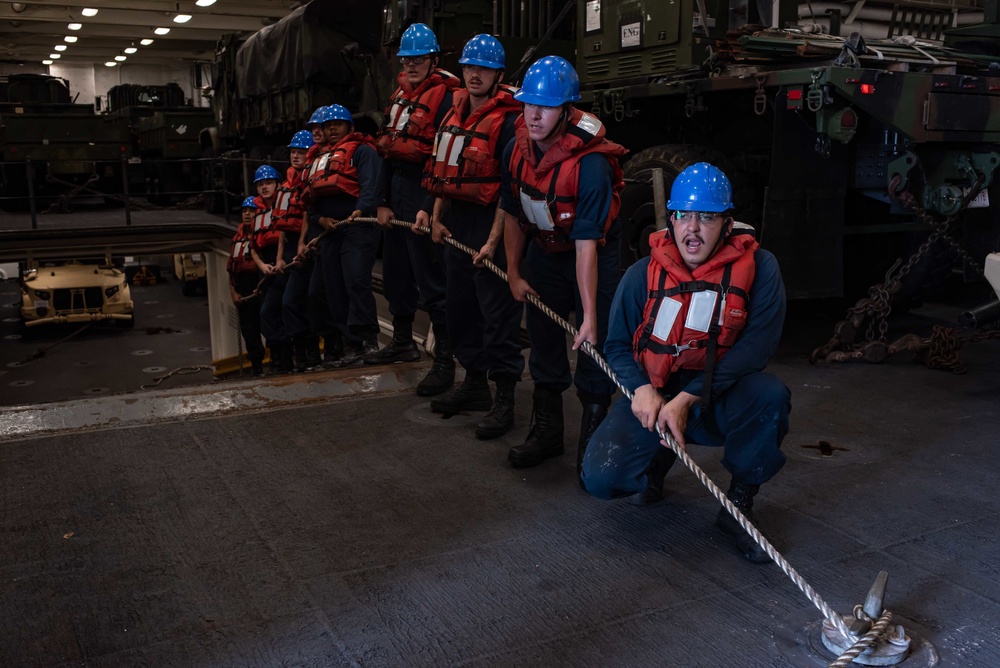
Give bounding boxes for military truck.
[20,258,134,328]
[106,83,214,205]
[0,74,132,212]
[573,0,1000,299]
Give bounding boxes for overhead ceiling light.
[64,35,78,43]
[54,45,67,51]
[105,61,117,67]
[173,14,192,23]
[124,47,137,54]
[154,27,171,35]
[195,0,218,6]
[43,59,53,65]
[48,53,61,59]
[140,39,154,46]
[81,8,99,17]
[68,23,82,31]
[115,55,127,61]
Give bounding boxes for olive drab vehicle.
[573,0,1000,299]
[0,74,133,212]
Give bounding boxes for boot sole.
[475,422,514,440]
[507,446,565,468]
[716,513,773,564]
[416,384,453,397]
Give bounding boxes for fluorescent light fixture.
[195,0,218,6]
[140,39,154,46]
[48,53,61,59]
[43,59,53,65]
[54,45,67,51]
[68,22,82,30]
[81,8,98,17]
[115,55,127,61]
[173,14,192,23]
[154,27,171,35]
[64,35,78,43]
[105,61,117,67]
[124,47,137,54]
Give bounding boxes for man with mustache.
[499,56,627,472]
[373,23,458,395]
[580,163,791,564]
[419,34,524,439]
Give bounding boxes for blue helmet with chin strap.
[513,56,580,107]
[459,34,505,70]
[288,130,314,150]
[667,163,734,213]
[397,23,439,57]
[241,196,259,209]
[253,165,280,184]
[323,104,354,124]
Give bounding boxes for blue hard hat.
[667,163,734,213]
[241,196,259,209]
[253,165,280,183]
[288,130,314,150]
[397,23,440,57]
[513,56,580,107]
[306,106,328,128]
[323,104,354,124]
[459,34,505,70]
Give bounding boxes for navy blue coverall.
[581,249,791,498]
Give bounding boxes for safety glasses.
[674,211,722,223]
[399,56,428,66]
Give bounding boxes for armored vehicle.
[574,0,1000,299]
[20,259,134,328]
[173,253,207,297]
[106,83,214,205]
[0,74,132,212]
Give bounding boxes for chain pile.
[811,172,991,371]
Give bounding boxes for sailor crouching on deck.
[580,163,791,564]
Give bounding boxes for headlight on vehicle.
[105,285,120,298]
[34,290,50,300]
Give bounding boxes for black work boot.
[576,400,608,483]
[333,328,378,368]
[303,335,323,369]
[321,334,344,368]
[507,388,564,468]
[475,375,517,440]
[364,318,420,365]
[627,447,678,506]
[416,326,455,397]
[274,342,295,374]
[430,369,492,416]
[249,353,264,377]
[716,479,773,564]
[292,337,308,373]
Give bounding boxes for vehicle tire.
[182,280,198,297]
[115,315,136,328]
[618,145,759,271]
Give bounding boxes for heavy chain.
[810,172,987,367]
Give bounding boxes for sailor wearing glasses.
[372,23,459,396]
[580,162,791,564]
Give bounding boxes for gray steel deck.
[2,300,999,666]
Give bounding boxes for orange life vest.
[509,108,627,253]
[272,167,306,233]
[227,222,257,274]
[250,195,279,250]
[633,226,758,392]
[305,142,326,165]
[376,69,460,164]
[305,133,377,200]
[424,85,520,206]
